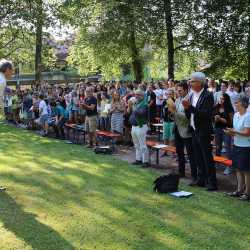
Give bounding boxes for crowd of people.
[1,59,250,201]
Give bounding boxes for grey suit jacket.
[174,96,191,138]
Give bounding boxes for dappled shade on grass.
[0,123,249,249]
[0,193,74,250]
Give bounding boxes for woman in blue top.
[225,94,250,201]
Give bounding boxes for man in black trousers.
[171,81,197,181]
[182,72,217,191]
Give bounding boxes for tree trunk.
[129,29,143,82]
[164,0,174,80]
[35,0,43,83]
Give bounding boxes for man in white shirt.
[0,59,13,192]
[0,59,13,110]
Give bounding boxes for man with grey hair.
[0,59,13,192]
[182,72,217,191]
[0,59,13,109]
[130,89,149,167]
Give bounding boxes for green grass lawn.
[0,123,249,250]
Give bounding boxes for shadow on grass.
[0,192,75,250]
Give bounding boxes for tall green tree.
[190,0,250,79]
[63,0,162,81]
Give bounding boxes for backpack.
[94,146,113,155]
[153,174,179,193]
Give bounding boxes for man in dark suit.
[182,72,217,191]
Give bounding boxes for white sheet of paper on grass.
[169,191,193,198]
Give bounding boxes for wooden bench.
[146,140,232,168]
[96,130,122,150]
[65,123,86,144]
[213,156,232,167]
[146,140,175,165]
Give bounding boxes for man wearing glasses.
[182,72,218,191]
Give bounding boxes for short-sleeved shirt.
[85,96,97,116]
[233,112,250,147]
[55,105,68,119]
[39,100,48,116]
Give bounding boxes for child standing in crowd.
[38,94,49,136]
[162,89,175,147]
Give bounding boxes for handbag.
[94,146,113,154]
[153,174,179,193]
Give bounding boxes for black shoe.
[206,184,218,191]
[189,180,205,187]
[225,191,242,197]
[239,194,250,201]
[0,186,6,192]
[132,161,142,165]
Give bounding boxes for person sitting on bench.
[51,99,69,139]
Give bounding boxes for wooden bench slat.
[96,130,121,138]
[213,156,232,167]
[65,123,76,129]
[146,140,159,147]
[146,140,232,167]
